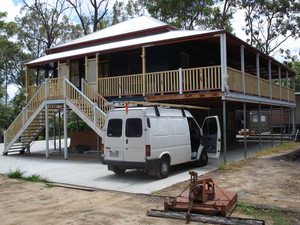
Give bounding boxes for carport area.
[0,139,282,194]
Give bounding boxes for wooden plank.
[146,209,265,225]
[145,91,223,102]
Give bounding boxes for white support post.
[222,100,227,164]
[64,103,68,160]
[243,102,247,158]
[240,45,245,94]
[278,66,282,100]
[220,33,227,92]
[45,78,48,99]
[45,105,49,159]
[258,103,262,151]
[178,68,183,94]
[268,60,272,99]
[81,78,85,93]
[142,46,146,96]
[94,102,97,127]
[256,53,260,97]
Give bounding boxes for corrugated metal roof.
[53,15,169,49]
[27,29,222,66]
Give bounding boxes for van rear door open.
[201,116,221,159]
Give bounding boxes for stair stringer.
[4,101,47,154]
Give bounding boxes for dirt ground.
[1,143,300,225]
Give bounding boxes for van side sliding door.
[201,116,221,159]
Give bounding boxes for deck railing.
[26,66,295,104]
[227,67,294,102]
[98,66,222,97]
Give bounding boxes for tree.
[209,0,238,31]
[284,57,300,91]
[66,0,110,35]
[111,0,143,25]
[17,0,83,85]
[242,0,300,56]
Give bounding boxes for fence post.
[45,78,48,99]
[178,68,183,94]
[118,77,122,98]
[94,102,97,127]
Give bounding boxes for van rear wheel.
[111,166,126,175]
[156,157,170,179]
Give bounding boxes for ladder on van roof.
[106,100,210,110]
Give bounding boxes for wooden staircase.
[3,78,108,155]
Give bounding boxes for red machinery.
[164,171,237,222]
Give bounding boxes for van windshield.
[107,119,122,137]
[126,118,142,137]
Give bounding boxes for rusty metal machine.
[164,171,237,222]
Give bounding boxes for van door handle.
[106,147,111,150]
[126,139,128,144]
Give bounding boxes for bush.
[68,120,92,132]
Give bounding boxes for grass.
[218,162,241,171]
[251,142,297,159]
[7,168,24,179]
[218,142,298,170]
[237,202,299,225]
[7,169,47,183]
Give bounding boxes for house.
[3,16,296,163]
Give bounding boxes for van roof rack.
[106,101,210,111]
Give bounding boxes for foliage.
[7,169,47,183]
[237,202,298,225]
[284,57,300,91]
[111,0,143,25]
[7,168,24,179]
[68,120,92,132]
[241,0,300,56]
[22,174,47,183]
[137,0,236,30]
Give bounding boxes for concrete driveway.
[0,140,279,194]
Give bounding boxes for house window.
[180,52,190,69]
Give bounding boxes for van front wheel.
[156,157,170,179]
[197,149,208,167]
[111,166,126,175]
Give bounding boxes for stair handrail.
[5,84,46,147]
[65,79,107,130]
[82,81,109,113]
[65,78,107,117]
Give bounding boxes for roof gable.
[48,15,176,53]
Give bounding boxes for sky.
[2,0,300,99]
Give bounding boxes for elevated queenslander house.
[3,16,296,163]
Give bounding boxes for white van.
[101,107,221,179]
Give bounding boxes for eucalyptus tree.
[242,0,300,56]
[66,0,110,34]
[17,0,83,85]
